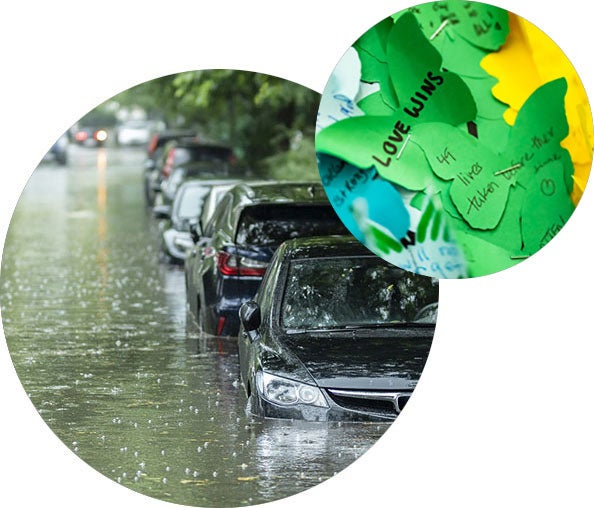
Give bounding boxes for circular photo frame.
[315,1,593,278]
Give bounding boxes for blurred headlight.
[256,371,328,408]
[95,129,108,142]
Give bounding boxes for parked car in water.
[143,130,196,205]
[115,119,153,146]
[146,138,235,206]
[238,236,438,421]
[154,179,240,262]
[184,181,348,337]
[160,161,238,206]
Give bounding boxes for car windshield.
[235,205,347,246]
[282,257,438,330]
[176,186,211,219]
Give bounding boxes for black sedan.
[238,236,438,422]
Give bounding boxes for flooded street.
[0,146,388,507]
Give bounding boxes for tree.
[107,70,320,177]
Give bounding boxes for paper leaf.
[464,75,508,120]
[481,12,593,203]
[414,123,511,229]
[449,2,509,51]
[504,78,573,192]
[453,229,522,276]
[317,154,410,242]
[386,12,477,126]
[375,141,434,191]
[521,160,575,255]
[353,16,393,63]
[357,91,396,116]
[402,1,509,51]
[431,27,492,78]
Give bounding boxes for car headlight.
[256,371,328,408]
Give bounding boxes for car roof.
[178,178,242,191]
[227,181,328,207]
[173,139,232,150]
[275,235,373,260]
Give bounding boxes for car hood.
[281,329,433,391]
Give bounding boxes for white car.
[116,120,153,146]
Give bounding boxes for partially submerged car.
[147,138,235,206]
[160,161,238,206]
[154,179,239,262]
[185,181,348,336]
[238,236,438,422]
[143,130,196,204]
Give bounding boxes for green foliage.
[261,137,319,181]
[109,70,320,172]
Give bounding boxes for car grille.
[325,389,412,418]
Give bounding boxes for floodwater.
[0,145,388,507]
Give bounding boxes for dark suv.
[184,181,348,336]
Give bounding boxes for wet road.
[0,145,388,507]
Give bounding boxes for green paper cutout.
[376,140,434,191]
[430,27,491,78]
[316,114,407,168]
[454,230,522,277]
[471,116,512,153]
[409,191,426,211]
[504,78,574,193]
[478,184,524,254]
[520,160,575,255]
[357,91,396,116]
[450,2,509,51]
[353,16,393,63]
[386,12,477,125]
[414,123,511,229]
[356,48,400,110]
[401,1,509,52]
[464,75,508,120]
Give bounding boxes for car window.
[203,193,232,237]
[235,205,348,246]
[281,257,439,330]
[175,186,211,219]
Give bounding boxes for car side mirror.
[240,301,261,340]
[189,219,202,243]
[153,205,171,220]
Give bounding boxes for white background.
[1,1,592,507]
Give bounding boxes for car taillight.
[162,148,176,177]
[75,131,88,141]
[147,134,158,155]
[216,316,226,336]
[217,252,267,277]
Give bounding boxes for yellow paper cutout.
[481,13,593,204]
